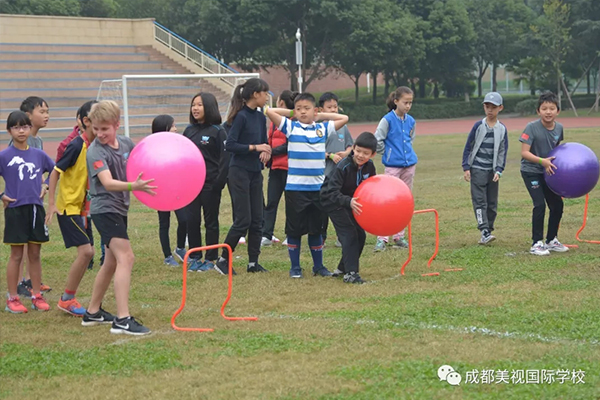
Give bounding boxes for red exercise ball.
[353,175,414,236]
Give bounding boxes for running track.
[347,116,600,139]
[2,117,599,160]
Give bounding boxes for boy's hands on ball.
[542,156,557,175]
[133,172,157,195]
[351,197,362,215]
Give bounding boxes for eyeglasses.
[10,125,31,131]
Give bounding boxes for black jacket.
[183,123,228,192]
[225,105,268,172]
[320,153,376,212]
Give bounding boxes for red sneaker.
[31,294,50,311]
[58,298,86,317]
[6,296,28,313]
[40,283,52,293]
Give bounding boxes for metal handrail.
[153,21,241,88]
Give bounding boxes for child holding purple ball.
[519,91,568,256]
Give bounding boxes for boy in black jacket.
[320,132,377,284]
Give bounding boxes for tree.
[467,0,534,96]
[0,0,81,15]
[379,9,426,99]
[330,0,397,103]
[79,0,119,17]
[426,0,476,98]
[532,0,572,104]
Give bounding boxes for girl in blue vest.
[373,86,417,251]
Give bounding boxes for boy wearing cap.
[461,92,508,245]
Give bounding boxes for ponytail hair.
[386,86,414,111]
[279,90,298,109]
[226,78,270,124]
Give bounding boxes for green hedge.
[340,94,597,122]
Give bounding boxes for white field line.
[258,312,600,346]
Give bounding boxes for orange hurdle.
[400,209,440,276]
[575,194,600,244]
[171,243,258,332]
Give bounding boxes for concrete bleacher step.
[0,43,139,53]
[0,42,235,144]
[0,51,150,62]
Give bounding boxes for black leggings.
[222,166,263,263]
[186,189,222,261]
[521,171,564,244]
[157,209,187,258]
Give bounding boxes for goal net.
[96,73,268,138]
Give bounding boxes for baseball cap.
[483,92,503,106]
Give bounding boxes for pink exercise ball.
[126,132,205,211]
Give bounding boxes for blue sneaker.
[198,260,214,272]
[289,267,303,279]
[164,255,179,267]
[313,266,332,277]
[174,247,186,262]
[187,258,203,272]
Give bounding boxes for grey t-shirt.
[87,135,135,216]
[519,119,564,174]
[324,125,353,176]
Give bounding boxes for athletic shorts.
[4,204,49,245]
[57,214,94,248]
[91,213,128,248]
[285,190,324,237]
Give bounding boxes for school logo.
[316,129,324,138]
[531,180,540,189]
[7,156,40,180]
[520,133,529,141]
[93,160,104,170]
[201,136,210,145]
[363,173,370,179]
[123,152,130,160]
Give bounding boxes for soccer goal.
[96,73,263,138]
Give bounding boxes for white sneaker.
[261,237,272,247]
[530,240,550,256]
[271,236,281,243]
[546,237,569,252]
[238,237,246,245]
[282,238,288,246]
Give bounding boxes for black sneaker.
[17,280,32,297]
[215,258,237,275]
[313,266,333,277]
[82,307,115,326]
[110,316,151,336]
[343,272,365,284]
[331,268,345,278]
[289,267,303,279]
[247,263,268,273]
[478,229,496,245]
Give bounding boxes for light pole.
[295,28,303,93]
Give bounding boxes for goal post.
[96,73,263,138]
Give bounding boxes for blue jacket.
[375,110,418,168]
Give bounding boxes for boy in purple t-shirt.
[1,111,54,314]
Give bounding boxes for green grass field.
[2,126,600,399]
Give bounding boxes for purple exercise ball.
[545,142,600,198]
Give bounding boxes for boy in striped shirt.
[266,93,349,278]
